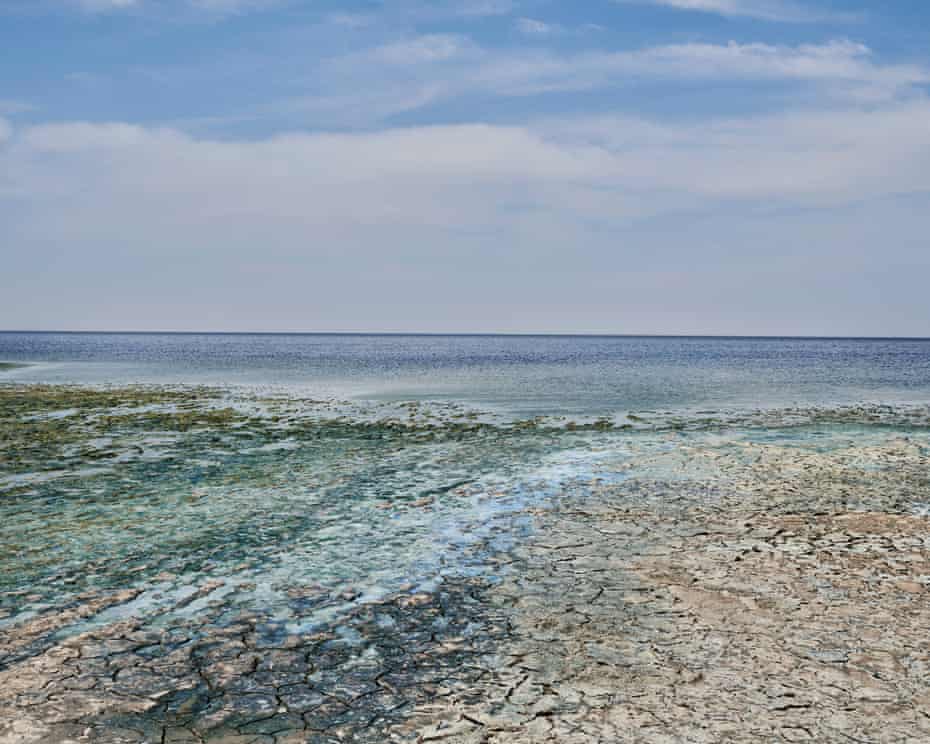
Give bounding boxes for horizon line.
[2,330,930,341]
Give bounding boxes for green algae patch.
[96,407,244,433]
[0,384,218,415]
[0,385,226,476]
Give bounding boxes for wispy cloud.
[619,0,858,23]
[296,37,928,127]
[73,0,139,11]
[35,0,283,15]
[471,40,910,93]
[370,34,474,65]
[0,100,35,116]
[515,18,558,36]
[454,0,515,17]
[185,0,283,14]
[325,11,375,29]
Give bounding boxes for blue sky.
[1,0,929,334]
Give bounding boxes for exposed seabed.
[1,384,929,742]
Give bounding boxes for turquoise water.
[2,333,930,640]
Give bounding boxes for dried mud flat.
[407,435,930,743]
[2,431,930,743]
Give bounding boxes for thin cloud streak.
[618,0,861,23]
[273,37,929,128]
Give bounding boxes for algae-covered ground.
[1,383,929,743]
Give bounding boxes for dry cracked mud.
[2,432,929,743]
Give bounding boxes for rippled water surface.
[3,332,930,413]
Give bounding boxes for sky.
[1,0,929,335]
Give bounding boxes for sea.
[4,332,930,413]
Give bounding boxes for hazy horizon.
[3,329,930,340]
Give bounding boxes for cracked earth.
[2,432,929,743]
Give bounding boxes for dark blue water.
[2,332,930,416]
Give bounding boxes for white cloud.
[472,40,928,96]
[185,0,281,13]
[52,0,282,14]
[516,18,557,36]
[20,121,161,152]
[304,37,928,127]
[370,34,473,65]
[5,103,930,231]
[0,118,11,144]
[620,0,857,23]
[541,103,930,202]
[0,100,34,115]
[73,0,138,11]
[325,12,375,29]
[454,0,515,17]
